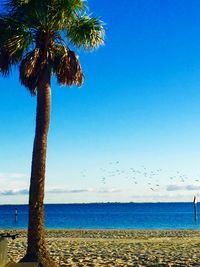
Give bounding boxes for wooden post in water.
[14,208,18,223]
[194,193,198,223]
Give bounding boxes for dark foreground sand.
[3,230,200,266]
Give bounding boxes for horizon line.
[0,201,194,206]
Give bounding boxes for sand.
[2,230,200,266]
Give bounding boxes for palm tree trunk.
[20,66,58,267]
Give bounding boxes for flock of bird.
[80,162,199,192]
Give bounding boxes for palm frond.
[19,48,41,94]
[0,16,32,75]
[11,2,49,28]
[66,15,105,50]
[3,0,30,8]
[53,46,83,87]
[42,0,86,31]
[0,49,12,75]
[54,0,86,16]
[5,0,86,31]
[1,0,105,90]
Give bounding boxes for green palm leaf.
[0,16,32,75]
[66,15,105,49]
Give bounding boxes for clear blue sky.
[1,0,200,203]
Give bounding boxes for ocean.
[0,202,199,230]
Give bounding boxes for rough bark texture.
[20,66,58,267]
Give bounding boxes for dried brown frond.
[19,48,41,95]
[53,49,84,87]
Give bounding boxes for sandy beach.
[2,230,200,266]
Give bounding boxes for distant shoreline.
[0,201,194,206]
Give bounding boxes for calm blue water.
[0,203,199,230]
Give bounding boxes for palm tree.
[0,1,104,266]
